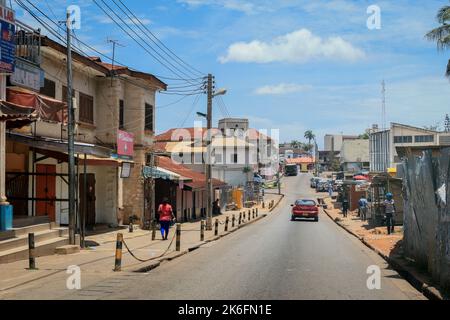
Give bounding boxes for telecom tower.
[445,114,450,132]
[382,80,386,130]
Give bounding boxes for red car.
[291,199,319,222]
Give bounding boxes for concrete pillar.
[0,75,8,205]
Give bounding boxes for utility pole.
[66,11,76,245]
[205,74,213,230]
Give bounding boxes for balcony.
[15,20,41,66]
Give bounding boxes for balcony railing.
[15,20,41,66]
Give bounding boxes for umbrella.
[354,175,369,181]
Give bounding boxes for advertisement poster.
[0,5,15,74]
[117,130,134,160]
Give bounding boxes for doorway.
[79,173,96,227]
[36,164,56,221]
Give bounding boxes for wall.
[402,149,450,290]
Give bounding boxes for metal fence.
[402,149,450,290]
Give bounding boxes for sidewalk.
[0,193,284,297]
[323,197,448,300]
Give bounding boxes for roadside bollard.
[262,202,265,209]
[114,233,123,272]
[248,210,251,221]
[238,212,242,225]
[253,209,255,218]
[28,233,36,270]
[225,216,229,232]
[200,220,205,241]
[151,221,156,241]
[214,219,219,236]
[232,214,236,228]
[176,223,181,252]
[256,208,259,217]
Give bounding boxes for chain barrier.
[122,231,176,263]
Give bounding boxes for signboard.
[120,162,132,178]
[10,58,43,91]
[117,130,134,160]
[0,5,15,74]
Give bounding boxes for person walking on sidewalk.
[384,193,396,235]
[158,198,176,240]
[342,197,349,218]
[359,196,368,221]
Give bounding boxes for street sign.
[0,4,15,74]
[10,58,43,91]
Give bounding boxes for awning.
[142,165,191,182]
[7,132,113,158]
[0,100,37,128]
[7,87,67,123]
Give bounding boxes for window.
[394,136,412,144]
[145,103,153,131]
[231,153,238,164]
[414,135,434,143]
[119,100,125,129]
[40,78,56,98]
[62,85,75,103]
[79,92,94,124]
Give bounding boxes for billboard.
[117,130,134,160]
[0,5,15,74]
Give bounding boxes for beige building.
[5,35,166,228]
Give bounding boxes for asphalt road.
[76,173,425,300]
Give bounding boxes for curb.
[323,208,444,300]
[269,194,285,213]
[130,213,269,273]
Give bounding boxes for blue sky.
[16,0,450,147]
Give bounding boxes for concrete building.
[4,34,166,229]
[324,134,359,153]
[340,139,370,172]
[369,122,450,173]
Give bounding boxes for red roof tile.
[156,156,226,190]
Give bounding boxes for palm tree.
[304,130,315,145]
[290,140,301,149]
[426,4,450,77]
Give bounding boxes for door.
[79,174,96,227]
[36,164,56,221]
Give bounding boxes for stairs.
[0,223,69,264]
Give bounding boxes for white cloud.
[254,83,312,95]
[177,0,259,14]
[96,15,152,26]
[219,29,365,64]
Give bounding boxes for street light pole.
[66,11,76,245]
[206,74,213,230]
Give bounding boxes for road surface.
[69,173,424,300]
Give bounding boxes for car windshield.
[295,200,316,206]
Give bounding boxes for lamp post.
[199,74,227,230]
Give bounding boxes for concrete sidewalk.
[323,197,447,300]
[0,193,284,297]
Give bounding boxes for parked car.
[310,177,321,188]
[291,199,319,222]
[316,179,331,192]
[284,164,298,176]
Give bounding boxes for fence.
[402,149,450,290]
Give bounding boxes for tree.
[304,130,315,145]
[358,132,370,139]
[290,140,301,149]
[425,4,450,77]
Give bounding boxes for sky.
[15,0,450,148]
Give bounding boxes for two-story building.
[369,122,450,173]
[5,34,166,229]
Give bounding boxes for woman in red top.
[158,198,175,240]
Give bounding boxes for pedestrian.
[342,197,349,218]
[359,195,368,221]
[328,183,333,197]
[157,197,175,240]
[384,193,396,235]
[213,198,221,215]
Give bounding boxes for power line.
[16,0,203,84]
[113,0,205,77]
[93,0,202,84]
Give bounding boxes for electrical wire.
[93,0,202,84]
[113,0,205,77]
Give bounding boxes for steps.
[0,223,69,264]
